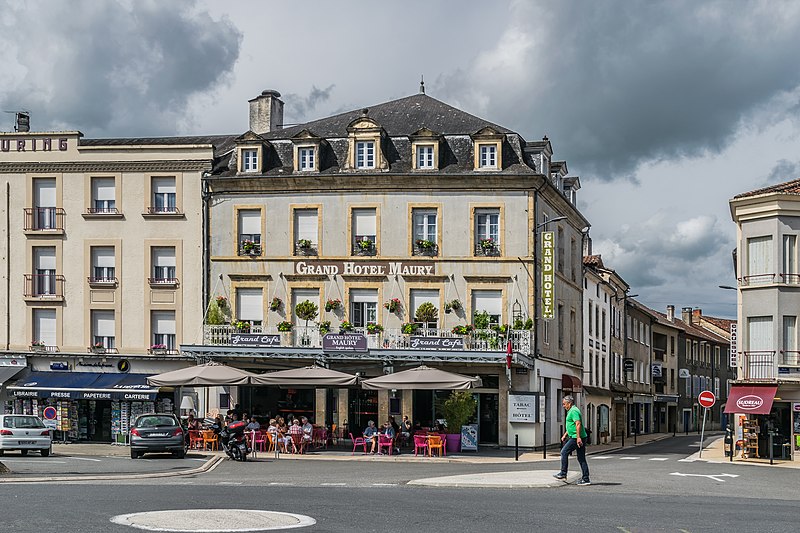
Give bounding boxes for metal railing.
[87,276,118,286]
[742,351,776,380]
[739,274,776,286]
[239,244,262,256]
[412,242,438,256]
[30,344,59,353]
[294,242,318,256]
[780,273,800,285]
[86,207,120,215]
[146,206,181,215]
[352,236,377,256]
[474,243,500,257]
[24,207,65,231]
[24,274,65,298]
[780,350,800,366]
[148,277,179,286]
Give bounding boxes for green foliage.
[318,321,331,334]
[451,324,474,335]
[339,320,354,332]
[473,310,491,330]
[366,322,384,334]
[415,302,438,323]
[206,298,227,325]
[401,322,419,334]
[441,391,477,434]
[295,300,319,325]
[277,321,293,332]
[524,318,534,330]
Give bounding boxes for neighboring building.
[649,305,682,433]
[0,116,220,441]
[625,299,656,436]
[182,88,590,447]
[582,254,614,444]
[729,178,800,460]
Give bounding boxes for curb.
[407,471,581,489]
[0,454,224,484]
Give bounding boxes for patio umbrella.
[147,362,257,387]
[361,365,482,390]
[251,365,359,387]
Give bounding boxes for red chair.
[378,434,393,455]
[413,434,428,457]
[350,432,367,455]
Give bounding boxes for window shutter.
[239,210,261,235]
[34,309,57,345]
[295,209,318,241]
[152,311,176,334]
[93,247,115,268]
[353,209,376,236]
[92,178,115,201]
[35,247,56,270]
[152,177,176,194]
[236,288,263,321]
[34,179,56,207]
[153,247,176,267]
[350,289,378,303]
[92,311,115,337]
[472,290,502,316]
[747,236,773,275]
[410,289,439,315]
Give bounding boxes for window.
[352,208,377,255]
[747,236,773,284]
[33,178,57,229]
[410,289,439,328]
[151,177,177,213]
[238,210,262,255]
[748,316,773,351]
[416,145,434,169]
[355,141,375,169]
[601,310,607,341]
[588,302,593,336]
[478,144,497,168]
[558,303,564,350]
[783,235,798,283]
[151,247,176,283]
[90,247,115,283]
[570,309,576,354]
[475,209,500,255]
[413,209,437,255]
[92,310,115,349]
[242,149,259,172]
[33,309,57,347]
[783,316,797,364]
[91,177,116,213]
[350,289,378,327]
[151,311,176,350]
[34,247,56,296]
[557,227,564,273]
[571,237,578,282]
[298,147,316,171]
[294,208,318,255]
[601,355,606,387]
[472,290,502,327]
[236,288,263,326]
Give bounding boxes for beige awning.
[250,366,358,387]
[361,365,482,390]
[147,362,257,387]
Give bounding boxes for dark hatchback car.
[129,413,186,459]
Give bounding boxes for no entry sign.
[698,390,716,409]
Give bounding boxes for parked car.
[129,413,186,459]
[0,414,52,457]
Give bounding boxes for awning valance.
[723,385,778,415]
[562,373,582,393]
[8,371,159,400]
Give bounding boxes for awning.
[251,366,358,387]
[723,385,778,415]
[562,373,582,393]
[7,371,160,401]
[147,362,256,386]
[0,355,26,384]
[361,365,482,390]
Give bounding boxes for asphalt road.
[0,450,211,476]
[1,436,798,532]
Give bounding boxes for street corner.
[407,470,581,489]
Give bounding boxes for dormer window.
[479,145,497,168]
[409,128,442,171]
[356,141,375,169]
[291,130,323,173]
[242,149,259,172]
[417,145,434,169]
[299,147,316,171]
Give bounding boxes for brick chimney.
[666,305,674,322]
[248,89,284,134]
[681,307,693,325]
[693,308,703,322]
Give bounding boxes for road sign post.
[697,390,716,458]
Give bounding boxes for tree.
[415,302,438,325]
[295,300,319,329]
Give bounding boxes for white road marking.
[0,459,67,464]
[371,483,397,486]
[320,482,346,486]
[218,481,243,485]
[593,456,614,459]
[649,458,669,461]
[268,482,291,486]
[619,456,640,460]
[670,472,739,482]
[678,459,696,462]
[63,456,102,462]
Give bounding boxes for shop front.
[654,394,679,434]
[725,384,797,461]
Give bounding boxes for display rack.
[742,419,759,459]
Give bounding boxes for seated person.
[246,416,260,431]
[363,420,379,454]
[288,419,304,453]
[301,417,314,445]
[380,421,396,455]
[399,415,412,444]
[186,413,201,431]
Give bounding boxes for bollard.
[515,434,519,461]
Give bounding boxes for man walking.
[553,395,591,485]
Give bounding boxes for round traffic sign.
[43,406,58,420]
[698,390,716,408]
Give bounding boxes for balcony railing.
[87,347,119,354]
[146,206,182,215]
[239,244,262,256]
[29,344,59,353]
[87,276,118,287]
[86,207,120,215]
[352,236,377,256]
[742,351,776,380]
[739,274,776,286]
[294,242,318,256]
[781,350,800,366]
[780,273,800,285]
[203,324,531,354]
[24,207,65,231]
[474,243,500,257]
[24,274,65,298]
[148,277,179,287]
[412,241,438,257]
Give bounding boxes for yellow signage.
[541,231,555,320]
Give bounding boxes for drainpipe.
[6,182,10,350]
[201,176,211,329]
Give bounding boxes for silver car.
[0,414,53,457]
[129,413,186,459]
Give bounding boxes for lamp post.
[533,215,566,459]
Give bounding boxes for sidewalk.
[691,436,800,469]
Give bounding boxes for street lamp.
[532,214,567,459]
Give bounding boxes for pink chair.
[350,433,367,455]
[378,434,393,455]
[413,434,428,457]
[253,431,267,452]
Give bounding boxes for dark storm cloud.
[765,159,800,186]
[283,85,336,123]
[439,1,800,182]
[0,1,242,136]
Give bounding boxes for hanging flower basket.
[383,298,401,313]
[277,321,293,332]
[270,297,283,312]
[216,296,228,308]
[325,298,341,312]
[366,322,384,334]
[339,320,354,333]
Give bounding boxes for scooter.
[213,421,250,461]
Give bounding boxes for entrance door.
[683,409,691,434]
[478,393,498,444]
[348,390,377,438]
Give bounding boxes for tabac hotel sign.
[541,231,555,320]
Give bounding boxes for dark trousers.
[559,438,590,481]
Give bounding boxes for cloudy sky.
[4,0,800,318]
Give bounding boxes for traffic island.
[0,461,9,474]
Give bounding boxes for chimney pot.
[666,305,674,322]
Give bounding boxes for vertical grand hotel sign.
[541,231,555,320]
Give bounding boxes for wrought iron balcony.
[352,236,377,256]
[294,241,318,256]
[412,241,438,256]
[24,274,65,298]
[474,242,500,257]
[742,351,776,381]
[148,277,179,287]
[146,206,182,215]
[738,274,776,286]
[780,350,800,366]
[24,207,65,231]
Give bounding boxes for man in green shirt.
[553,395,590,485]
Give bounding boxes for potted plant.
[325,298,341,312]
[215,295,228,308]
[30,340,46,352]
[451,324,474,336]
[297,238,312,249]
[270,297,283,312]
[233,320,250,332]
[449,299,462,312]
[383,298,401,313]
[441,390,478,452]
[150,343,167,354]
[479,238,495,253]
[319,321,331,335]
[366,322,384,335]
[277,321,293,332]
[339,320,354,333]
[92,341,106,354]
[444,302,452,314]
[414,302,438,326]
[242,239,258,255]
[295,300,319,345]
[415,239,436,253]
[356,237,374,252]
[401,322,419,335]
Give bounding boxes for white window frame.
[478,144,497,169]
[298,147,316,171]
[242,149,259,172]
[355,141,375,169]
[416,145,434,169]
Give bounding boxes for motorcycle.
[213,421,250,462]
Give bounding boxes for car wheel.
[174,450,185,459]
[41,447,51,457]
[0,450,4,456]
[130,449,139,459]
[20,450,28,456]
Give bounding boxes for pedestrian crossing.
[593,455,688,462]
